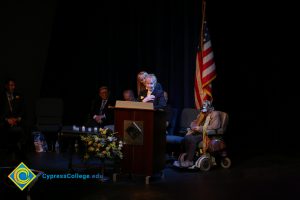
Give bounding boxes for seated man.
[137,74,166,110]
[174,100,221,168]
[86,86,115,128]
[123,89,136,101]
[0,78,26,162]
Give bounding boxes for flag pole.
[200,0,206,62]
[197,0,207,107]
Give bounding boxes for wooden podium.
[114,101,166,181]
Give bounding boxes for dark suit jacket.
[138,86,166,110]
[88,97,115,126]
[0,91,25,128]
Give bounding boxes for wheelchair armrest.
[178,130,187,134]
[174,127,188,136]
[206,129,222,136]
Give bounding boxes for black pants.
[1,126,27,162]
[184,134,203,161]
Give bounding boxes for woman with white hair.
[136,71,163,97]
[137,74,166,110]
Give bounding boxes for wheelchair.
[177,111,231,171]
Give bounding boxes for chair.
[206,111,229,136]
[177,108,200,136]
[166,107,178,135]
[166,108,200,160]
[34,98,63,152]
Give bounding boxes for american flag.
[194,20,216,109]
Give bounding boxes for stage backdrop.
[1,0,298,156]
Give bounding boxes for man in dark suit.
[87,86,115,128]
[137,74,166,110]
[0,78,26,162]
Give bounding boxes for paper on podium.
[115,100,154,110]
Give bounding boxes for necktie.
[8,93,13,101]
[100,100,107,114]
[7,93,13,112]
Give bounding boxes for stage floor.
[1,150,300,200]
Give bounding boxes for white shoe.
[180,160,194,168]
[173,160,181,167]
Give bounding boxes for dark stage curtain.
[41,0,203,124]
[40,0,297,155]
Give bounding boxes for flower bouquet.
[80,128,123,161]
[80,128,123,181]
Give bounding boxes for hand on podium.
[142,95,155,102]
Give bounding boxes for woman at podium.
[137,74,166,110]
[136,71,163,97]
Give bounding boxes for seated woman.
[137,74,166,110]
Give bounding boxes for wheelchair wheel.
[195,155,211,171]
[220,157,231,169]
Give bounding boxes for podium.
[114,101,166,181]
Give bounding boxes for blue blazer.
[138,86,166,110]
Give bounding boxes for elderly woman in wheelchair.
[173,100,231,171]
